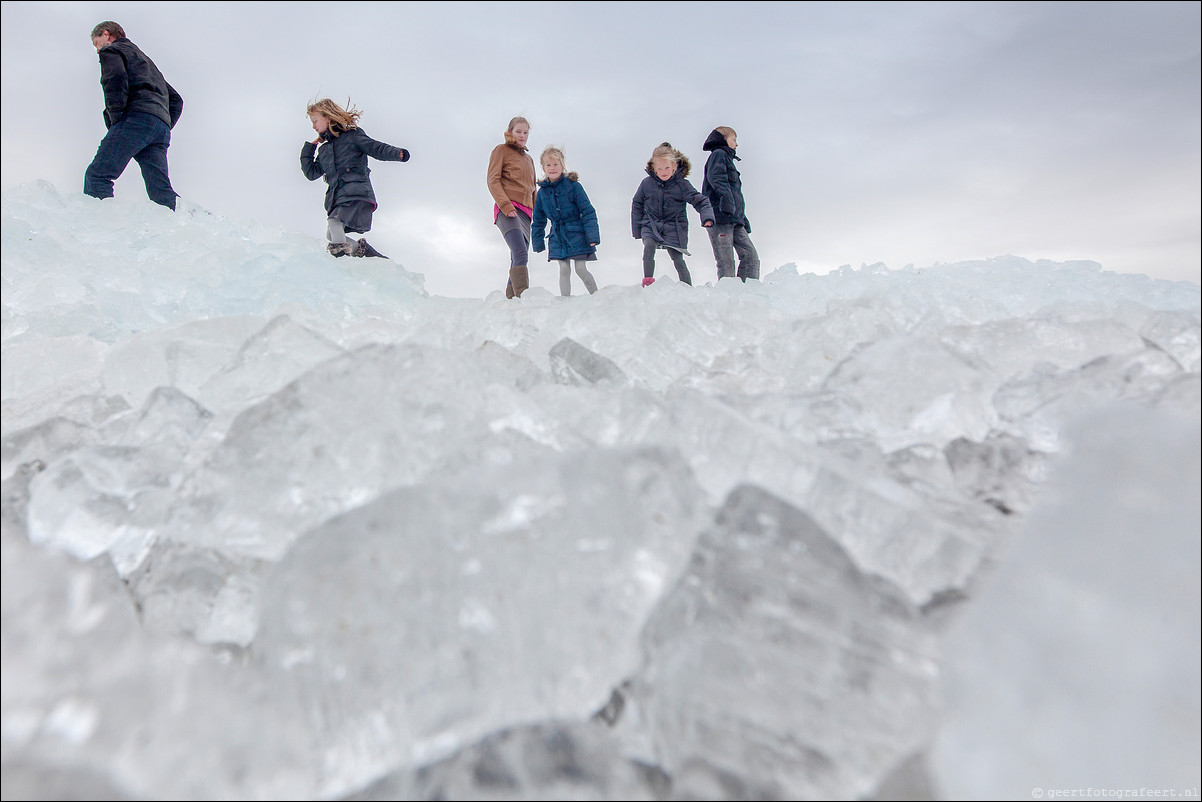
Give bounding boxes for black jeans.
[84,112,177,210]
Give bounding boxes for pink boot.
[641,277,655,287]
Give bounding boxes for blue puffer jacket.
[532,173,600,260]
[631,154,714,250]
[300,125,409,213]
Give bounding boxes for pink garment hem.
[494,201,534,223]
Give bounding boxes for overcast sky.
[2,1,1199,298]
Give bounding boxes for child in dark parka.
[300,98,409,258]
[630,142,714,286]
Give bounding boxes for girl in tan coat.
[487,116,538,298]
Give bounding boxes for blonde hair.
[539,145,578,181]
[714,125,737,139]
[650,143,677,164]
[306,98,361,136]
[646,141,691,178]
[504,116,531,146]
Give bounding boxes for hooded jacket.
[300,125,409,213]
[631,149,715,250]
[96,37,183,130]
[532,172,600,260]
[701,129,750,231]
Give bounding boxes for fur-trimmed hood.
[645,144,691,179]
[537,171,579,188]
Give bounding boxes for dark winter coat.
[96,38,183,130]
[300,126,409,214]
[631,155,715,250]
[701,129,750,231]
[532,173,601,260]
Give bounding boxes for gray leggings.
[642,237,691,285]
[558,259,598,295]
[327,217,349,245]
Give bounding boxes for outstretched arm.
[687,181,715,227]
[358,131,409,163]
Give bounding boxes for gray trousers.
[707,223,760,281]
[558,259,598,295]
[496,210,532,268]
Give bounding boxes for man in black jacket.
[83,21,183,210]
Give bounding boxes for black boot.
[355,238,388,258]
[327,242,355,258]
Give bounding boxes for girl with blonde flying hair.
[300,97,410,258]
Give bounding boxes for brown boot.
[505,279,515,299]
[509,265,530,298]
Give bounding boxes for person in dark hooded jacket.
[532,146,600,295]
[84,21,184,210]
[301,98,409,258]
[702,126,760,282]
[630,142,714,286]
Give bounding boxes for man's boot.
[509,265,530,298]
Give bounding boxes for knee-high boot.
[509,265,530,298]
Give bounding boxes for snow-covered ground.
[3,183,1199,800]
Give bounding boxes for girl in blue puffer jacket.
[532,146,600,295]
